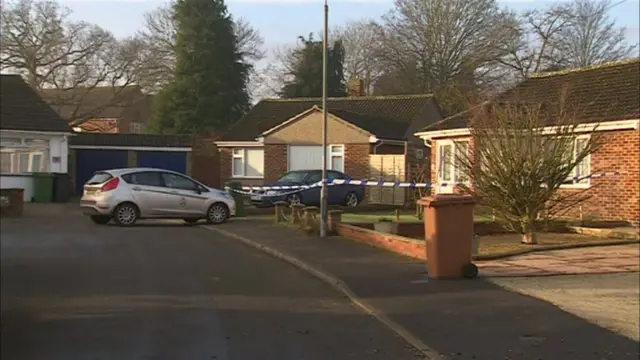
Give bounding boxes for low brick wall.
[335,223,426,260]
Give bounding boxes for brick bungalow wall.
[264,144,288,183]
[344,144,370,180]
[429,129,640,224]
[557,129,639,224]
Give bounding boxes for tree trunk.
[521,231,538,244]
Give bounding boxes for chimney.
[347,77,365,97]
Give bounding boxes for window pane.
[331,156,343,172]
[454,142,469,183]
[439,145,452,181]
[31,154,42,172]
[1,153,11,173]
[330,145,343,154]
[162,173,197,190]
[19,153,29,173]
[232,157,244,176]
[245,149,264,177]
[126,172,163,187]
[306,172,322,184]
[327,171,344,181]
[87,172,113,185]
[575,139,589,183]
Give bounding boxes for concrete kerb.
[202,225,445,360]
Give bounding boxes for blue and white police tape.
[225,171,622,193]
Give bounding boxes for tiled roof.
[70,133,193,147]
[419,58,640,132]
[39,86,151,126]
[222,95,441,141]
[75,119,120,133]
[0,75,72,133]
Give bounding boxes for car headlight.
[218,190,231,198]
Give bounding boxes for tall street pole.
[319,0,329,237]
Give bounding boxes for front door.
[436,142,454,194]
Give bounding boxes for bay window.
[1,137,49,174]
[232,148,264,178]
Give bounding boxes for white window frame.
[561,135,591,189]
[231,148,264,179]
[435,139,470,193]
[328,144,345,172]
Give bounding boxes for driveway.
[0,211,420,360]
[491,273,640,341]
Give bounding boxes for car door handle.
[132,186,141,191]
[170,190,178,194]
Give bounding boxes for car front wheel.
[344,192,360,208]
[207,203,229,225]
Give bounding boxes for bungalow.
[1,75,74,202]
[216,84,443,205]
[40,85,153,134]
[414,59,640,225]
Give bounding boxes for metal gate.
[75,150,128,194]
[137,151,187,174]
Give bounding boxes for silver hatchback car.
[80,168,236,226]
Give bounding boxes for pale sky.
[60,0,640,51]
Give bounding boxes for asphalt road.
[0,213,421,360]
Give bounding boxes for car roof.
[100,168,183,176]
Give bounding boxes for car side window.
[161,173,197,191]
[122,172,164,187]
[327,171,345,181]
[305,172,322,184]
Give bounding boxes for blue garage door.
[75,150,128,195]
[137,151,187,174]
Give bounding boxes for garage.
[137,151,187,174]
[288,145,345,172]
[74,149,128,194]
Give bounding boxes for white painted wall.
[0,175,34,202]
[48,136,68,173]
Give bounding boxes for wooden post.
[395,208,400,221]
[274,201,288,223]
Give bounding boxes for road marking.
[203,225,446,360]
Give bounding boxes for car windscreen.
[86,172,113,185]
[275,171,308,183]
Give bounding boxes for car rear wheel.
[90,215,111,225]
[113,203,139,227]
[207,203,229,225]
[344,192,360,208]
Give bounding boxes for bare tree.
[331,19,383,95]
[137,2,264,94]
[495,7,571,80]
[457,97,601,244]
[555,0,638,67]
[371,0,513,114]
[0,0,142,124]
[494,0,637,82]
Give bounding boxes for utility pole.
[319,0,329,237]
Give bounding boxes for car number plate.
[250,194,262,201]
